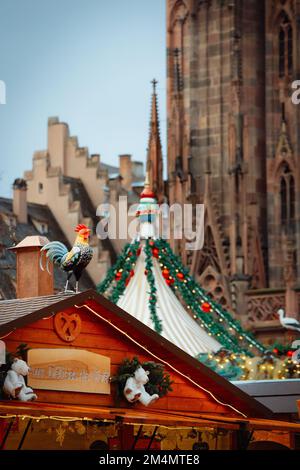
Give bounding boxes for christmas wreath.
[111,357,173,402]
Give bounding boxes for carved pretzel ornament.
[54,312,82,342]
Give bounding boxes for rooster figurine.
[40,224,93,293]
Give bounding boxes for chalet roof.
[0,198,94,298]
[0,288,273,419]
[0,292,74,327]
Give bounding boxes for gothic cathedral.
[165,0,300,340]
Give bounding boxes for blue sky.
[0,0,166,197]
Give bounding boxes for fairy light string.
[156,244,242,353]
[0,329,16,341]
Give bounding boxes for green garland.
[197,350,244,381]
[158,238,258,353]
[110,356,173,402]
[142,360,173,396]
[155,239,243,353]
[97,243,132,295]
[270,341,295,357]
[107,241,140,304]
[97,234,266,356]
[155,238,266,355]
[144,240,162,334]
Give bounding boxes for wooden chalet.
[0,289,300,450]
[0,234,298,450]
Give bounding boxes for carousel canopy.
[97,180,266,358]
[117,245,221,356]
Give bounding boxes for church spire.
[147,79,164,203]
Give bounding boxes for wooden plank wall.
[5,305,230,416]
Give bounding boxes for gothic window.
[280,163,295,229]
[197,226,221,274]
[278,11,293,78]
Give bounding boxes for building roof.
[233,379,300,414]
[0,288,273,419]
[100,162,119,176]
[0,197,94,299]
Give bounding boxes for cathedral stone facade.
[166,0,300,341]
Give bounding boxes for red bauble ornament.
[201,302,211,313]
[149,240,155,247]
[162,268,170,278]
[166,278,174,286]
[130,269,135,277]
[137,247,141,256]
[287,350,294,357]
[125,277,130,286]
[272,348,279,355]
[176,272,184,280]
[144,269,148,276]
[152,248,159,258]
[115,271,122,280]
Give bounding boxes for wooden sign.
[28,348,110,394]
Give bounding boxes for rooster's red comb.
[75,224,90,232]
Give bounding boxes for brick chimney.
[8,236,54,298]
[13,178,28,224]
[119,154,132,191]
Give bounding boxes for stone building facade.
[166,0,300,341]
[24,117,145,283]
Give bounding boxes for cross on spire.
[151,78,158,93]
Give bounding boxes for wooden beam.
[17,418,32,450]
[131,425,143,450]
[147,425,158,450]
[0,401,299,433]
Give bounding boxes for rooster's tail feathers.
[40,241,68,265]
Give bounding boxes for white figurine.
[123,366,159,406]
[277,308,300,332]
[3,358,37,402]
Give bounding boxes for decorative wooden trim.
[0,401,299,433]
